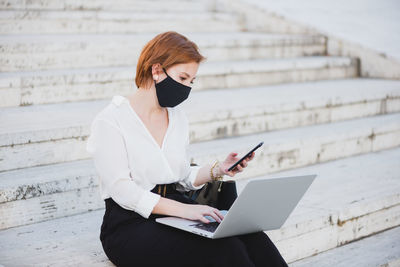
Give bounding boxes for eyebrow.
[180,72,196,79]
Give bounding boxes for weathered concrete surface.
[0,56,356,107]
[233,0,400,79]
[1,110,400,228]
[290,226,400,267]
[235,147,400,262]
[1,78,398,171]
[1,0,399,265]
[0,10,241,34]
[0,147,399,266]
[0,32,326,72]
[0,209,113,267]
[0,0,216,12]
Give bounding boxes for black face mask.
[155,67,192,107]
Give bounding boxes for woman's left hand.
[219,151,255,177]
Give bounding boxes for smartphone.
[227,141,264,172]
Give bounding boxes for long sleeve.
[86,119,161,219]
[176,121,205,192]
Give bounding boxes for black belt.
[151,183,177,197]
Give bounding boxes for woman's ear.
[151,63,162,82]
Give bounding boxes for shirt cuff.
[186,165,205,191]
[136,190,161,219]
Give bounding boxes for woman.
[86,31,288,267]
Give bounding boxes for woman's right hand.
[179,204,224,224]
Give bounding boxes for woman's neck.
[128,88,165,120]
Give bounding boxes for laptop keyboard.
[190,222,220,233]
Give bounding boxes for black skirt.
[100,184,288,267]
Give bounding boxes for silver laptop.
[156,174,316,239]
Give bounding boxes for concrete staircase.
[290,226,400,267]
[1,0,399,265]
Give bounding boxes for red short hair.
[135,31,206,89]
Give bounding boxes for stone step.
[1,112,399,229]
[1,0,216,12]
[6,77,400,163]
[236,147,400,263]
[290,226,400,267]
[1,78,399,171]
[0,208,113,266]
[0,56,357,107]
[0,32,326,72]
[0,10,242,34]
[0,147,399,265]
[182,78,400,142]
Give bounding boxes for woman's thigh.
[107,219,255,267]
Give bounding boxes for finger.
[199,216,210,224]
[231,165,241,174]
[215,209,225,221]
[248,152,255,160]
[224,167,235,176]
[227,167,237,176]
[229,167,238,174]
[211,209,223,222]
[208,211,222,223]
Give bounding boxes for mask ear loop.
[162,67,169,77]
[154,67,166,84]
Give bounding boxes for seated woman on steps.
[86,31,288,267]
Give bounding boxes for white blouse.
[85,95,205,219]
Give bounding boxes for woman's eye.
[181,77,194,84]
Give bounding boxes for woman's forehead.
[170,63,199,77]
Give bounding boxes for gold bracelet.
[215,161,224,181]
[210,160,218,181]
[210,160,223,181]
